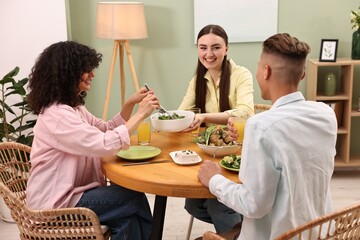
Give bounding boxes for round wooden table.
[102,131,240,240]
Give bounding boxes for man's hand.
[227,118,238,141]
[197,160,222,188]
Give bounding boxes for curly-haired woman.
[26,41,159,240]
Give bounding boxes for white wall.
[0,0,68,79]
[0,0,67,218]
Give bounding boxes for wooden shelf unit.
[306,58,360,169]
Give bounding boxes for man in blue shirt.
[197,33,337,240]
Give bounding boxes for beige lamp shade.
[96,2,148,40]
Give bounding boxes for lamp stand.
[102,40,140,120]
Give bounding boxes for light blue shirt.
[209,92,337,239]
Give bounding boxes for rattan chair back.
[254,103,272,113]
[0,142,110,240]
[0,142,30,204]
[203,203,360,240]
[275,203,360,240]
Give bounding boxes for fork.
[144,84,173,119]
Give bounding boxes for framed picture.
[319,39,338,62]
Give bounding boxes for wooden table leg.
[150,195,167,240]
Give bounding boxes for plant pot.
[351,30,360,60]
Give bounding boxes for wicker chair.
[254,103,271,113]
[275,203,360,240]
[202,203,360,240]
[0,142,110,240]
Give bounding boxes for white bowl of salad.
[195,125,241,157]
[150,110,195,132]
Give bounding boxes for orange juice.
[191,127,200,136]
[233,120,246,143]
[186,108,201,137]
[137,121,151,145]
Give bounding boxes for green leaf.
[0,67,19,85]
[3,101,16,115]
[0,66,36,147]
[16,135,33,147]
[0,75,15,85]
[8,78,28,96]
[0,122,16,140]
[5,87,26,96]
[10,113,30,124]
[12,100,28,107]
[26,119,37,128]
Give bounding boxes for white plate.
[169,150,202,165]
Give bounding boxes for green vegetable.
[221,155,241,169]
[158,113,185,120]
[194,125,229,145]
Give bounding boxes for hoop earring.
[79,91,86,98]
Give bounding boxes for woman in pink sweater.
[26,41,159,240]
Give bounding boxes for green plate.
[116,146,161,161]
[219,160,240,172]
[219,156,241,172]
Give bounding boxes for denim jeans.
[75,185,152,240]
[185,198,243,233]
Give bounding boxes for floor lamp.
[96,2,148,120]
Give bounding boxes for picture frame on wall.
[319,39,338,62]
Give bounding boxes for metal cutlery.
[121,159,173,166]
[144,84,173,119]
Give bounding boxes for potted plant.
[0,66,36,222]
[0,66,36,146]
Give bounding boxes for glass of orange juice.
[230,113,249,145]
[137,119,151,145]
[186,108,201,137]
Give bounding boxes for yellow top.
[178,59,254,117]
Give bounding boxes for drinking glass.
[137,119,151,145]
[186,108,201,137]
[230,113,250,145]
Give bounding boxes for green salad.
[158,113,185,120]
[194,125,235,146]
[220,155,241,169]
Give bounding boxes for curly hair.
[27,41,102,115]
[194,24,231,113]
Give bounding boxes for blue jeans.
[75,185,152,240]
[185,198,242,233]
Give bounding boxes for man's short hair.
[263,33,311,61]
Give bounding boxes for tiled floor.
[0,170,359,240]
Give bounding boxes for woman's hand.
[121,87,156,121]
[127,87,154,105]
[125,93,159,135]
[137,93,160,118]
[181,113,204,133]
